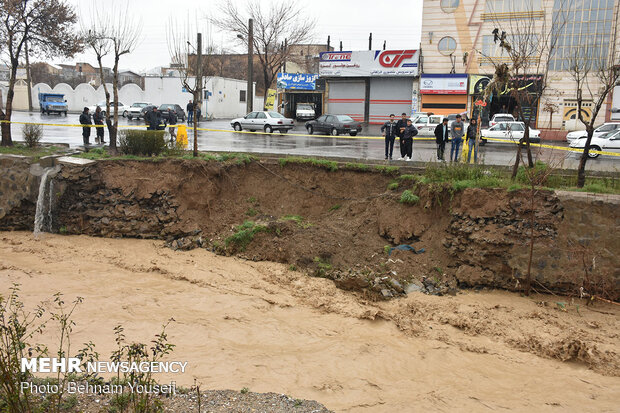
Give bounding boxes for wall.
[20,76,261,119]
[612,85,620,121]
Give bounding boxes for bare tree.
[0,0,81,146]
[567,21,620,188]
[480,1,565,178]
[210,0,315,107]
[81,4,141,153]
[167,19,212,156]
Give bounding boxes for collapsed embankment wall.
[1,156,618,299]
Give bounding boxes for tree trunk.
[110,60,120,153]
[524,127,534,168]
[1,63,19,146]
[576,126,594,188]
[511,143,522,179]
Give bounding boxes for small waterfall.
[34,168,54,235]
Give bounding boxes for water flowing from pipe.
[34,168,53,235]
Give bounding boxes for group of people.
[380,113,419,161]
[80,100,204,146]
[381,113,480,163]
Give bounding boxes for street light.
[237,20,254,113]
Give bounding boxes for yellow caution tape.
[1,119,618,156]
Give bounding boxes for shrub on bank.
[22,123,43,148]
[119,129,166,156]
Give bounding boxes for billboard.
[276,73,318,90]
[469,75,491,95]
[319,49,419,77]
[420,74,468,94]
[265,89,276,110]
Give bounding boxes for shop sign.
[469,75,491,95]
[420,74,468,94]
[319,49,419,77]
[276,73,318,90]
[265,89,276,110]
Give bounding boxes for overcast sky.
[54,0,422,73]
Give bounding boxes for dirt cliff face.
[2,158,618,300]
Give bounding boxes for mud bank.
[1,156,618,299]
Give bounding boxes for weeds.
[225,221,267,251]
[375,165,399,175]
[278,157,339,172]
[344,162,370,171]
[329,204,341,211]
[22,124,43,148]
[246,208,258,217]
[400,190,420,205]
[240,387,250,394]
[280,215,312,228]
[313,256,332,277]
[387,181,399,191]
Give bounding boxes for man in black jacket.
[401,119,418,161]
[186,100,194,123]
[395,112,409,160]
[381,114,398,160]
[145,107,162,130]
[93,106,105,144]
[79,107,92,147]
[434,117,449,161]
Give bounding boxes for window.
[430,116,443,124]
[597,124,616,132]
[438,36,457,56]
[336,115,354,122]
[326,115,337,123]
[268,111,284,118]
[441,0,459,12]
[511,123,525,131]
[246,112,258,119]
[484,0,542,14]
[317,115,327,122]
[256,112,267,119]
[416,116,429,123]
[239,90,247,102]
[550,0,614,71]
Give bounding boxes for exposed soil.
[1,232,619,412]
[39,159,618,300]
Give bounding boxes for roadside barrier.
[1,119,618,157]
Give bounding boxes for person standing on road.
[187,100,194,123]
[395,112,409,160]
[466,118,479,164]
[168,110,177,142]
[381,114,398,160]
[401,119,418,161]
[450,114,465,162]
[434,117,449,161]
[79,107,92,148]
[146,107,162,131]
[196,105,201,124]
[93,106,105,144]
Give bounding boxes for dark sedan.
[159,104,186,122]
[305,114,362,136]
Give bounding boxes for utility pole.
[327,35,330,50]
[194,32,202,157]
[369,33,372,50]
[25,40,33,112]
[339,41,343,51]
[383,40,386,50]
[247,18,254,113]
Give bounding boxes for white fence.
[3,76,263,119]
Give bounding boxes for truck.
[295,103,316,121]
[38,93,68,116]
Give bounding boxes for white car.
[88,101,130,117]
[569,129,620,158]
[231,111,295,133]
[565,122,620,142]
[480,121,541,144]
[295,103,315,121]
[490,113,515,127]
[126,102,152,120]
[412,114,444,136]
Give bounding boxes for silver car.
[231,111,295,133]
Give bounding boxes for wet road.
[6,111,619,172]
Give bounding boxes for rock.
[405,283,422,294]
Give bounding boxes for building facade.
[421,0,620,129]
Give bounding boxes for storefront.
[276,73,324,119]
[467,74,543,127]
[419,74,468,116]
[319,49,419,124]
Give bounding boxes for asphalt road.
[6,111,619,172]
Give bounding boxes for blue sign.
[277,73,318,90]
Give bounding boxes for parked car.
[305,114,362,136]
[159,104,186,122]
[412,114,444,136]
[127,102,152,120]
[88,101,129,117]
[38,93,67,116]
[231,111,295,133]
[565,122,620,142]
[480,121,541,144]
[569,129,620,158]
[295,103,316,121]
[489,113,515,127]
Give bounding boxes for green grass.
[329,204,341,211]
[400,190,420,205]
[387,181,399,191]
[375,165,400,174]
[280,214,312,228]
[0,143,65,160]
[279,156,339,172]
[344,162,370,171]
[246,208,258,217]
[398,174,415,181]
[225,221,267,251]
